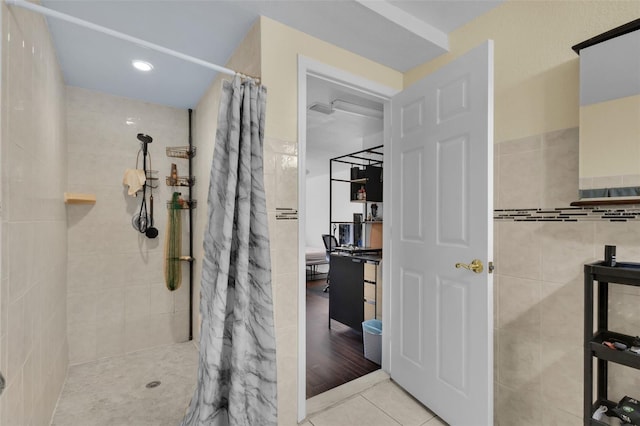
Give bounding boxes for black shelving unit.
[165,109,196,341]
[584,261,640,425]
[329,145,383,238]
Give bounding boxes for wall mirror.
[573,19,640,204]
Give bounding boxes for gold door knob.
[455,259,484,273]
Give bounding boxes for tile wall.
[0,4,69,425]
[65,87,190,365]
[494,127,640,425]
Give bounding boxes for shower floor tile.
[51,341,198,426]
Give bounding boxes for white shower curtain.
[181,76,277,426]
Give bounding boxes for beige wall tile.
[275,325,298,426]
[540,222,595,284]
[539,341,582,417]
[499,134,541,156]
[67,321,96,365]
[541,128,579,207]
[541,406,582,426]
[609,292,640,335]
[595,221,640,265]
[497,275,540,334]
[273,273,297,330]
[65,87,190,363]
[273,218,299,276]
[497,328,541,389]
[494,127,640,425]
[495,382,543,426]
[497,221,542,280]
[0,7,72,422]
[499,148,542,208]
[96,322,126,359]
[540,280,583,347]
[494,148,501,209]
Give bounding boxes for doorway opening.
[305,77,384,399]
[297,57,398,422]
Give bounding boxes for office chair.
[321,234,338,292]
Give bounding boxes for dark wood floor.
[306,278,380,399]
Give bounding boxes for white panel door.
[389,41,494,426]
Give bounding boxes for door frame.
[296,56,398,421]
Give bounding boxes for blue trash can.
[362,319,382,365]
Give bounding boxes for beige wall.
[579,94,640,182]
[0,3,68,424]
[66,87,190,364]
[260,17,402,142]
[405,0,640,144]
[494,128,640,425]
[259,16,403,425]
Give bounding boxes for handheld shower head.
[137,133,153,155]
[137,133,153,144]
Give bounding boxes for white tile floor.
[304,371,448,426]
[51,342,447,426]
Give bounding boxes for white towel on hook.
[123,169,146,196]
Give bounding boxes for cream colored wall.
[259,16,403,425]
[0,3,68,424]
[65,87,190,365]
[260,16,402,142]
[405,0,640,144]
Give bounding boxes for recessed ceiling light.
[132,60,153,72]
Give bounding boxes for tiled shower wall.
[65,87,190,365]
[0,4,68,425]
[494,127,640,425]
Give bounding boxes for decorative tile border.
[494,206,640,222]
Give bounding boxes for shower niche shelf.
[64,192,96,204]
[166,146,196,159]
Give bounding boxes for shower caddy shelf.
[583,261,640,425]
[166,199,197,209]
[165,176,195,187]
[166,146,197,159]
[163,110,196,340]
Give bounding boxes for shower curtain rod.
[5,0,259,81]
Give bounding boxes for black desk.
[329,252,381,331]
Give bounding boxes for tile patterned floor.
[51,342,199,426]
[51,342,447,426]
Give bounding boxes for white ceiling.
[35,0,503,109]
[306,76,384,177]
